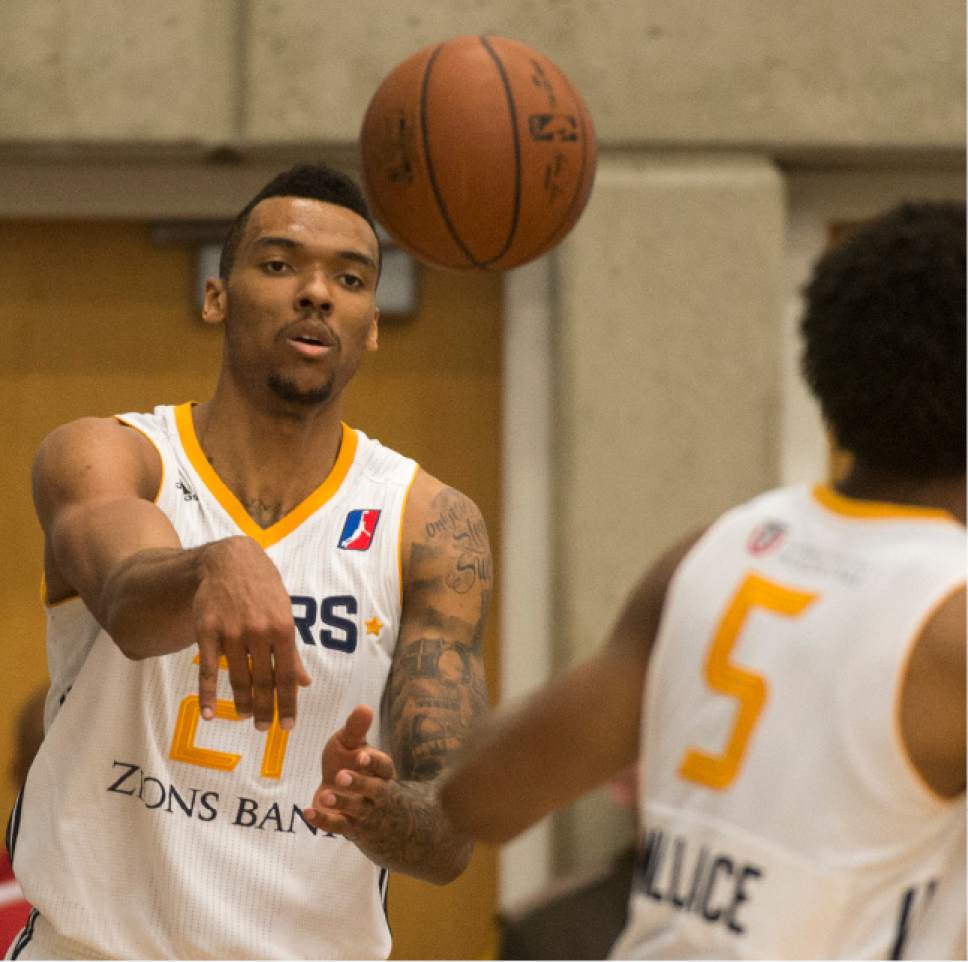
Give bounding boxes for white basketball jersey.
[612,484,966,960]
[7,403,418,960]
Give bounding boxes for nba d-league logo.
[338,509,381,551]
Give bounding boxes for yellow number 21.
[678,573,817,791]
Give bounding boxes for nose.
[296,270,333,314]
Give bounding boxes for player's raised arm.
[32,416,310,729]
[438,528,705,844]
[306,473,491,883]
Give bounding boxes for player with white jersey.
[441,201,965,959]
[7,165,490,959]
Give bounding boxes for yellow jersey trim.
[173,402,358,549]
[397,464,421,606]
[812,485,957,523]
[114,415,166,504]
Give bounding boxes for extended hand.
[194,535,312,731]
[305,704,397,837]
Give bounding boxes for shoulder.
[399,470,490,597]
[402,470,488,548]
[33,416,162,509]
[899,582,966,799]
[350,427,418,484]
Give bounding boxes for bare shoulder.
[33,416,162,520]
[400,470,491,600]
[899,583,966,799]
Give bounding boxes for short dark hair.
[219,163,378,278]
[800,200,966,477]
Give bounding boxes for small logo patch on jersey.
[338,509,382,551]
[175,478,199,502]
[748,521,787,555]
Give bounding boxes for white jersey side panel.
[612,484,966,961]
[9,404,418,960]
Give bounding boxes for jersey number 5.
[678,572,817,790]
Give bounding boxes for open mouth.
[287,335,331,357]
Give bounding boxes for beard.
[267,372,336,406]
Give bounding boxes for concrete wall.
[0,1,962,152]
[558,154,784,658]
[0,2,235,145]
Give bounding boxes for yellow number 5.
[678,573,817,790]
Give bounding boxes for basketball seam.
[361,82,448,269]
[420,42,480,269]
[522,67,593,262]
[478,35,523,267]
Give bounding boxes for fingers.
[193,540,309,730]
[223,641,254,719]
[303,806,353,836]
[195,618,311,731]
[248,644,275,731]
[295,647,313,688]
[309,771,388,821]
[340,704,375,750]
[273,638,309,731]
[197,636,220,721]
[354,748,396,781]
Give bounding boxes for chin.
[267,374,335,407]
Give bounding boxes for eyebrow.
[253,235,378,271]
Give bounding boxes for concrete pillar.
[553,153,785,869]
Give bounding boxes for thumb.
[339,704,375,750]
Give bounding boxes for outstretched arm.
[439,529,704,844]
[33,417,310,730]
[305,475,491,883]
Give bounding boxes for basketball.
[360,35,597,271]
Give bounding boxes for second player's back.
[616,482,965,959]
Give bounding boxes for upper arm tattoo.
[389,487,491,780]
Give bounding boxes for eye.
[340,274,365,290]
[262,260,292,274]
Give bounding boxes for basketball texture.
[360,35,597,271]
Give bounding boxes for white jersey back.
[8,403,418,960]
[612,484,966,960]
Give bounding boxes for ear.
[202,277,227,327]
[365,308,380,353]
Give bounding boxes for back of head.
[800,201,966,478]
[219,163,377,278]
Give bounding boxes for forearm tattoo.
[390,488,491,781]
[392,634,489,779]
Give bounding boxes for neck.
[192,375,346,528]
[834,463,966,524]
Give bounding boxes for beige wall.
[0,0,963,151]
[558,154,784,658]
[553,154,785,870]
[0,0,964,894]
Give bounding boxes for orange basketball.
[360,35,597,271]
